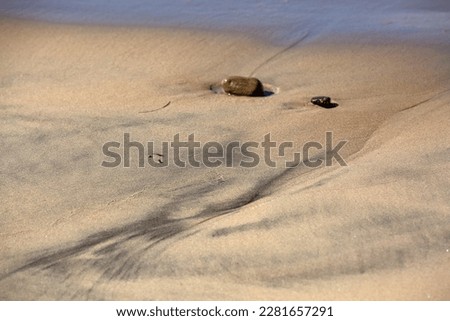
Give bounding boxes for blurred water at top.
[0,0,449,44]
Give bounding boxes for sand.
[0,10,449,300]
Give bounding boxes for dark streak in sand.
[138,101,171,114]
[0,160,304,286]
[248,32,309,77]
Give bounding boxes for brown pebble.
[221,76,265,97]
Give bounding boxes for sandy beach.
[0,0,449,300]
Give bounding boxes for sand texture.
[0,15,449,300]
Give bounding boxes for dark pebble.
[311,96,337,108]
[221,76,265,97]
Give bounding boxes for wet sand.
[0,11,449,299]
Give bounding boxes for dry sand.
[0,16,449,300]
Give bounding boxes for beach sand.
[0,12,449,299]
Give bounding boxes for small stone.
[311,96,333,107]
[221,76,265,97]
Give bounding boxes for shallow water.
[1,0,449,44]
